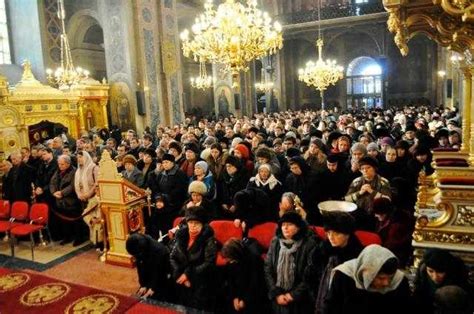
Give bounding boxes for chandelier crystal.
[46,0,89,90]
[180,0,283,75]
[298,39,344,92]
[190,61,214,90]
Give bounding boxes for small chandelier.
[180,0,283,75]
[46,0,89,90]
[190,61,214,90]
[298,0,343,101]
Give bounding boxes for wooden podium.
[97,150,146,267]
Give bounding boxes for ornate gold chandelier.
[298,39,344,92]
[298,0,343,97]
[255,81,274,92]
[190,61,214,90]
[46,0,89,90]
[180,0,283,75]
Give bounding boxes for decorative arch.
[345,56,383,109]
[325,28,383,56]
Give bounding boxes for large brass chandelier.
[190,61,214,90]
[180,0,283,75]
[46,0,89,90]
[298,0,343,99]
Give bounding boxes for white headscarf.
[74,151,97,198]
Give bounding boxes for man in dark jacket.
[148,153,188,230]
[233,187,271,232]
[7,151,34,203]
[126,233,172,301]
[50,155,85,245]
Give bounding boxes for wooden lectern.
[97,150,146,267]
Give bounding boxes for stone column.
[467,67,474,165]
[158,0,185,125]
[461,67,472,155]
[133,0,166,130]
[99,0,139,132]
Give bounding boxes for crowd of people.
[0,105,472,313]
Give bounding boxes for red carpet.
[0,267,138,313]
[126,302,182,314]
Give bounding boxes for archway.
[68,13,106,80]
[346,56,382,109]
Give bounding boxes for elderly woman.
[264,211,318,314]
[190,160,216,201]
[308,211,363,314]
[247,163,283,218]
[170,206,217,311]
[278,192,307,221]
[182,180,215,220]
[74,151,101,248]
[121,154,144,187]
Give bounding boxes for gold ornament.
[20,283,70,306]
[0,273,30,292]
[65,294,119,314]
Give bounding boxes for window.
[346,56,383,109]
[0,0,11,64]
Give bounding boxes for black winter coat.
[35,159,58,202]
[49,166,80,211]
[6,163,34,202]
[170,224,217,311]
[246,179,283,221]
[323,271,412,314]
[148,165,188,213]
[218,170,249,208]
[135,234,172,301]
[308,235,363,314]
[264,228,319,314]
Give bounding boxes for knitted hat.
[195,160,209,173]
[358,156,379,169]
[351,143,367,155]
[185,206,207,224]
[162,153,175,162]
[258,163,272,173]
[279,211,305,229]
[381,137,395,147]
[123,154,137,166]
[168,141,182,154]
[234,144,250,159]
[367,142,379,152]
[231,137,243,148]
[188,180,208,195]
[323,211,355,234]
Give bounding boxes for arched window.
[0,0,10,64]
[346,56,382,109]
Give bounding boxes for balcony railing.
[277,2,386,25]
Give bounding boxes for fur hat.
[279,211,305,229]
[185,142,200,155]
[185,206,207,224]
[225,155,241,169]
[162,153,175,163]
[168,141,182,154]
[323,211,356,234]
[188,180,208,195]
[358,156,379,169]
[123,154,137,166]
[195,160,209,173]
[255,146,274,161]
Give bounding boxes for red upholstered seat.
[0,201,29,233]
[309,226,381,247]
[0,200,10,220]
[209,220,243,266]
[10,203,50,261]
[354,230,382,246]
[248,222,278,253]
[173,216,184,228]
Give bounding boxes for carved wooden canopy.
[383,0,473,61]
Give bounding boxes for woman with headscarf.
[264,211,318,314]
[247,163,283,218]
[74,151,101,247]
[413,249,470,314]
[323,244,411,314]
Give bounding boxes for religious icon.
[216,87,231,117]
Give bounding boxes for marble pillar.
[158,0,185,125]
[99,0,139,131]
